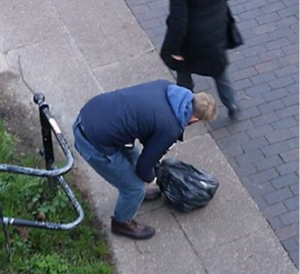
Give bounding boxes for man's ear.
[189,116,199,123]
[187,115,199,126]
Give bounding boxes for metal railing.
[0,93,84,260]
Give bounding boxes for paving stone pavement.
[124,0,299,269]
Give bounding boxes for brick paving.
[125,0,299,268]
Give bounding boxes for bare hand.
[171,54,184,61]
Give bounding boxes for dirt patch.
[0,69,95,204]
[0,70,118,273]
[0,71,68,165]
[0,71,41,157]
[0,70,91,204]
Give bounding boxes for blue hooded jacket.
[80,80,194,182]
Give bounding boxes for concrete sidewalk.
[0,0,297,273]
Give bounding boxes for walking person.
[72,79,217,240]
[160,0,243,119]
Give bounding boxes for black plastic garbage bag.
[155,158,219,212]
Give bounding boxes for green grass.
[0,120,115,274]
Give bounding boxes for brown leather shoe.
[144,184,162,201]
[111,217,155,240]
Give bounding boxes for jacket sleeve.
[136,128,181,183]
[164,0,188,55]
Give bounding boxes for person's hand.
[171,54,184,61]
[154,161,162,175]
[148,178,157,185]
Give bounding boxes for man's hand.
[171,54,184,61]
[148,178,157,185]
[154,161,162,175]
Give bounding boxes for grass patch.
[0,120,115,274]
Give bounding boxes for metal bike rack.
[0,93,84,259]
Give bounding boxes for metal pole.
[34,94,57,192]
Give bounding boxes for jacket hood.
[167,85,194,129]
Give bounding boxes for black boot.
[227,103,240,120]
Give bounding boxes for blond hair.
[193,92,218,121]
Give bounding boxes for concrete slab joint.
[0,0,298,273]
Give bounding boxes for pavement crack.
[171,211,210,274]
[18,56,35,94]
[49,0,103,92]
[171,212,198,256]
[134,241,152,255]
[137,203,166,217]
[91,48,157,71]
[3,41,42,55]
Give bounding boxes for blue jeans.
[72,116,145,223]
[177,68,236,109]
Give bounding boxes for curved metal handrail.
[0,94,73,177]
[0,93,84,231]
[2,174,84,230]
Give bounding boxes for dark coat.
[160,0,228,77]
